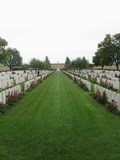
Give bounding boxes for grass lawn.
[0,71,120,160]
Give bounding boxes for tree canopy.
[5,48,22,70]
[0,37,8,64]
[44,56,51,69]
[30,56,51,70]
[64,56,89,70]
[0,37,22,70]
[93,33,120,70]
[65,57,71,69]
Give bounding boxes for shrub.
[92,90,120,115]
[30,81,36,89]
[0,102,6,113]
[37,78,42,84]
[18,92,25,99]
[101,91,107,104]
[92,90,107,104]
[74,77,78,84]
[78,80,88,91]
[6,91,20,106]
[105,101,120,115]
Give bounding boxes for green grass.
[0,71,120,160]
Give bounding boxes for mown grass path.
[0,71,120,160]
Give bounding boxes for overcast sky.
[0,0,120,63]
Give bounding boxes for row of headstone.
[42,71,53,80]
[14,76,25,85]
[68,69,120,91]
[0,85,21,104]
[70,69,120,79]
[0,79,14,90]
[77,76,91,91]
[63,70,74,80]
[24,71,53,91]
[100,78,120,90]
[24,80,32,91]
[94,84,120,111]
[63,71,91,91]
[0,70,52,91]
[0,70,53,104]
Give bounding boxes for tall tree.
[45,56,50,64]
[81,57,89,69]
[45,56,51,69]
[0,37,8,49]
[68,57,89,70]
[30,58,44,70]
[112,33,120,70]
[5,48,22,70]
[93,34,113,69]
[65,57,71,69]
[93,51,100,67]
[0,37,8,64]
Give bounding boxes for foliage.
[65,56,71,69]
[6,94,19,106]
[93,51,101,67]
[0,37,23,70]
[92,90,107,104]
[30,58,44,69]
[78,79,88,91]
[105,101,120,114]
[30,57,51,70]
[92,89,120,115]
[0,37,8,49]
[112,33,120,70]
[93,35,113,69]
[45,56,50,64]
[65,56,89,70]
[0,102,6,113]
[44,56,51,69]
[5,48,22,70]
[93,33,120,70]
[19,63,30,70]
[0,37,8,64]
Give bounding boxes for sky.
[0,0,120,63]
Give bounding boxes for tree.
[112,33,120,70]
[45,56,51,69]
[0,37,8,49]
[93,51,100,67]
[93,34,113,69]
[93,46,108,69]
[101,34,113,66]
[30,58,44,70]
[68,57,89,70]
[81,57,89,69]
[21,63,30,70]
[74,58,82,69]
[65,57,71,69]
[45,56,50,64]
[0,37,8,64]
[5,48,22,70]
